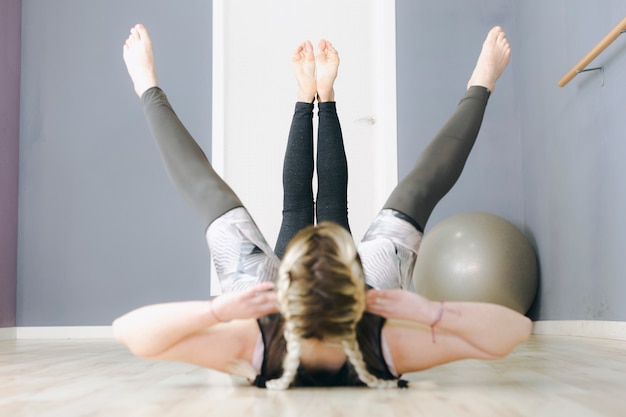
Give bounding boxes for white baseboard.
[2,322,625,341]
[533,320,626,341]
[0,327,16,340]
[14,326,113,339]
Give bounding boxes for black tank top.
[253,312,407,388]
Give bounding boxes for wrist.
[207,300,224,323]
[430,301,445,327]
[414,298,440,324]
[429,301,445,344]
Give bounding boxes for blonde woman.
[114,24,532,389]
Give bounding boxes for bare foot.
[292,41,317,103]
[467,26,510,92]
[123,24,158,98]
[315,39,339,102]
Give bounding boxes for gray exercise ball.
[413,212,538,314]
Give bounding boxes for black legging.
[141,85,489,255]
[274,101,350,258]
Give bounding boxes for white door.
[211,0,397,294]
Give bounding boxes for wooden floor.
[1,335,625,417]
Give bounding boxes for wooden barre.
[558,15,626,87]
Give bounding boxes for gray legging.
[384,85,490,230]
[140,85,490,255]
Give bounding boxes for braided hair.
[265,222,398,390]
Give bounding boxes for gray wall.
[516,0,626,320]
[17,0,212,325]
[0,0,21,327]
[16,0,626,325]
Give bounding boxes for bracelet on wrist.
[208,301,224,323]
[430,301,445,344]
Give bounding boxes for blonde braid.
[342,338,398,389]
[265,323,302,390]
[266,273,301,390]
[341,264,397,389]
[337,238,399,389]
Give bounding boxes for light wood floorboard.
[1,335,625,416]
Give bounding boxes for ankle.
[298,90,316,103]
[317,89,334,103]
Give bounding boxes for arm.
[113,282,277,372]
[366,289,532,373]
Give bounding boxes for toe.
[134,24,147,39]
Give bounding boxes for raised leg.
[315,40,350,232]
[358,27,511,290]
[383,26,511,231]
[123,24,242,230]
[316,101,350,232]
[274,102,315,259]
[274,41,317,258]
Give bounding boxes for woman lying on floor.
[114,23,531,389]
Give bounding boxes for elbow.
[489,315,533,359]
[112,317,125,344]
[518,316,533,344]
[483,316,533,360]
[112,317,158,359]
[523,316,534,338]
[112,317,132,347]
[112,317,136,353]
